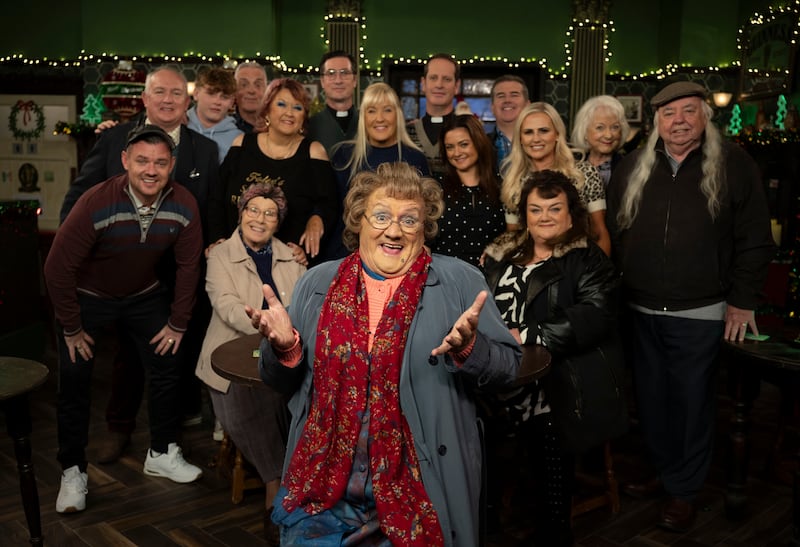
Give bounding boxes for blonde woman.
[500,102,611,255]
[321,82,430,260]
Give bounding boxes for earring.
[298,127,305,135]
[264,117,270,127]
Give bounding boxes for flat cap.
[650,81,707,108]
[125,124,176,152]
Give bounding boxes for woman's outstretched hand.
[431,290,487,356]
[245,284,296,350]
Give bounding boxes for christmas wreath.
[8,100,46,141]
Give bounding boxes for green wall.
[0,0,787,74]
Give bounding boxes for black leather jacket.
[483,233,618,357]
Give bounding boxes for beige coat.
[195,230,305,392]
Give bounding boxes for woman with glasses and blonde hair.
[321,82,430,260]
[501,102,611,255]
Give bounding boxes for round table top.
[210,333,265,387]
[0,357,49,401]
[723,329,800,371]
[516,344,552,385]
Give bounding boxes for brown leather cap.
[650,81,707,108]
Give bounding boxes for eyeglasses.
[322,69,355,80]
[244,206,278,221]
[364,213,423,234]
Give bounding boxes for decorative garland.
[8,100,45,141]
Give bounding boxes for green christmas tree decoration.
[775,95,787,130]
[728,104,742,136]
[80,93,106,125]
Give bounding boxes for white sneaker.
[56,465,88,513]
[212,419,224,442]
[143,443,202,483]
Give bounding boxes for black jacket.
[483,233,618,356]
[606,139,775,311]
[483,233,627,452]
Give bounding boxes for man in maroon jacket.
[45,125,204,514]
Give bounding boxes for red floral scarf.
[282,250,443,546]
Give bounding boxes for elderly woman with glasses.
[196,182,306,545]
[247,162,520,546]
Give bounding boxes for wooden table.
[210,333,270,504]
[210,333,264,386]
[722,329,800,546]
[0,356,49,546]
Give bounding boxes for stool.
[217,431,264,504]
[571,441,620,518]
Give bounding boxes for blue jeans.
[56,287,181,470]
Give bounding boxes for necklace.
[265,135,299,160]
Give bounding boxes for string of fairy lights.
[1,1,798,82]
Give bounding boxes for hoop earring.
[264,117,270,128]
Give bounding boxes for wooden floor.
[0,341,795,546]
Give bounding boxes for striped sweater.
[45,173,203,334]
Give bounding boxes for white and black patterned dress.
[489,260,551,431]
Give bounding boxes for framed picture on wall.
[303,83,319,102]
[616,94,643,123]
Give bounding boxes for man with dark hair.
[46,125,204,514]
[607,81,774,532]
[233,61,268,133]
[308,50,359,154]
[59,65,220,465]
[406,53,461,179]
[488,74,529,170]
[187,67,243,162]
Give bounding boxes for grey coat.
[259,254,521,546]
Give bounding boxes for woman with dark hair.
[483,169,626,546]
[209,78,338,266]
[197,182,305,545]
[249,162,520,546]
[430,114,505,266]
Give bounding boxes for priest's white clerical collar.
[335,110,349,118]
[430,116,444,123]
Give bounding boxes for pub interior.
[0,0,798,545]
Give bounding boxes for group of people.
[44,49,775,547]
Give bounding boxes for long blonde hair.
[616,102,723,229]
[337,83,421,179]
[500,102,585,212]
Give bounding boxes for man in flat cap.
[606,81,774,531]
[45,125,204,514]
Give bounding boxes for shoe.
[96,431,131,464]
[143,443,203,483]
[659,496,696,532]
[622,476,663,499]
[264,507,280,547]
[213,419,224,442]
[181,413,203,427]
[56,465,88,513]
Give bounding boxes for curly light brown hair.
[342,162,443,251]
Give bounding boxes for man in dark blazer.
[59,65,219,463]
